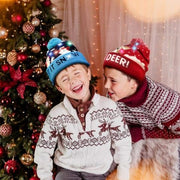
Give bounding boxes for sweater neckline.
[68,86,95,108]
[119,78,149,107]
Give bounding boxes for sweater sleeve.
[109,107,132,180]
[34,115,59,180]
[163,112,180,134]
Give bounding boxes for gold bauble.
[51,4,58,14]
[31,44,41,53]
[0,27,8,39]
[33,91,47,105]
[49,27,59,38]
[20,153,34,166]
[7,50,17,66]
[31,17,40,27]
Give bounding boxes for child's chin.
[112,98,117,101]
[111,96,118,101]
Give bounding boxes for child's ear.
[87,68,91,81]
[55,85,65,94]
[131,79,138,90]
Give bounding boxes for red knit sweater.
[117,77,180,143]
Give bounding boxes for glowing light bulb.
[67,41,73,46]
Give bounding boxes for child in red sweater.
[103,38,180,180]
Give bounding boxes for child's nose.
[70,76,77,84]
[104,80,109,89]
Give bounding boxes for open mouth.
[108,91,114,97]
[72,84,83,93]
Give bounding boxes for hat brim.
[46,51,90,85]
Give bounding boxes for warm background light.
[0,0,14,2]
[0,0,15,7]
[123,0,180,22]
[0,0,14,3]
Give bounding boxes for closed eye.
[110,78,117,83]
[74,71,80,75]
[62,77,68,82]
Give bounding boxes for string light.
[66,41,73,46]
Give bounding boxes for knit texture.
[34,93,132,180]
[104,38,150,82]
[118,76,180,141]
[46,38,90,84]
[117,76,180,180]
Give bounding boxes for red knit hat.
[103,38,150,82]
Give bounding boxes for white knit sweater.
[34,93,132,180]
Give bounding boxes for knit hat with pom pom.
[103,38,150,82]
[46,38,90,85]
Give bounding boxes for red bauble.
[0,146,5,158]
[22,21,35,35]
[43,0,51,7]
[0,123,12,137]
[17,53,28,62]
[4,160,19,174]
[38,114,46,123]
[31,132,40,143]
[0,96,11,106]
[40,30,46,37]
[11,13,23,24]
[1,64,9,72]
[40,41,48,47]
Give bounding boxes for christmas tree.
[0,0,67,179]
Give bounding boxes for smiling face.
[55,64,91,102]
[104,67,138,101]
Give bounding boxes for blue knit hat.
[46,38,90,85]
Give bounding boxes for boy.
[34,38,132,180]
[103,38,180,180]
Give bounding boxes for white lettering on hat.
[105,54,111,60]
[105,54,130,68]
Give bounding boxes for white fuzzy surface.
[130,138,180,180]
